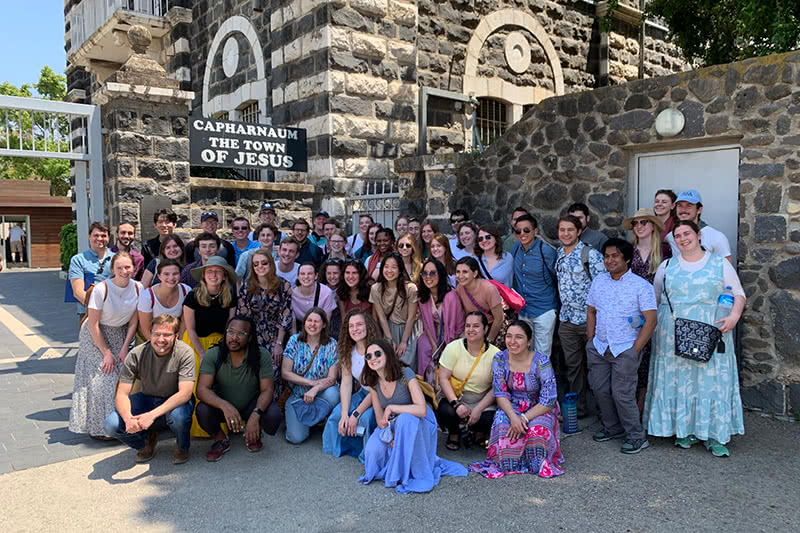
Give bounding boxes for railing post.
[87,104,104,224]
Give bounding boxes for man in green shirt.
[196,315,282,461]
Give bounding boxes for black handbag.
[662,260,722,363]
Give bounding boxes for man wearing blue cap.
[251,202,283,245]
[185,211,236,268]
[665,190,732,262]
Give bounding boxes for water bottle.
[714,287,734,327]
[627,315,645,329]
[562,393,580,435]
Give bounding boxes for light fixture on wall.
[654,108,685,138]
[252,0,265,12]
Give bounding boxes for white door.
[633,146,741,263]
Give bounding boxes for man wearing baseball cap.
[665,190,732,262]
[185,211,236,268]
[251,203,283,245]
[309,210,329,248]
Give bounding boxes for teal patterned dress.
[644,254,744,444]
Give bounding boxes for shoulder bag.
[478,255,525,314]
[662,259,721,363]
[278,342,322,410]
[449,341,487,398]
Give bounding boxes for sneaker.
[135,431,158,463]
[704,439,730,457]
[675,435,700,449]
[621,438,649,454]
[592,429,626,442]
[246,439,263,453]
[205,438,231,462]
[172,448,190,465]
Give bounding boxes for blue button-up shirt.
[478,251,514,288]
[556,242,606,325]
[586,269,657,356]
[68,248,115,313]
[232,240,260,264]
[512,239,558,318]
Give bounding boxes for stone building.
[399,50,800,415]
[63,0,685,223]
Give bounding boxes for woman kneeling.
[359,339,467,493]
[470,320,565,479]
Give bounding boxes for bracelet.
[520,413,530,425]
[449,399,459,408]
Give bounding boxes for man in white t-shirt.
[665,190,732,263]
[9,223,25,263]
[274,237,300,285]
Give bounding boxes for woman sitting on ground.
[137,258,190,340]
[70,252,141,440]
[322,309,381,462]
[470,320,564,479]
[416,258,464,380]
[141,235,185,289]
[281,307,340,444]
[359,338,468,493]
[436,312,499,450]
[370,253,419,368]
[338,260,372,315]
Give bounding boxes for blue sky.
[0,2,67,89]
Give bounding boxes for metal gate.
[345,179,401,235]
[0,95,104,251]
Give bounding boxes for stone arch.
[463,8,565,109]
[202,16,267,117]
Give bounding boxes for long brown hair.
[298,307,331,346]
[338,309,381,372]
[247,249,279,294]
[430,233,456,275]
[360,338,404,388]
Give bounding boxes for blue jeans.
[285,385,340,444]
[104,392,193,451]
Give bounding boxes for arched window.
[475,97,508,147]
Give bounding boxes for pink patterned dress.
[470,350,565,479]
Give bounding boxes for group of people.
[66,188,745,493]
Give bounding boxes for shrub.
[59,223,77,271]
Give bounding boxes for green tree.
[0,66,71,196]
[645,0,800,66]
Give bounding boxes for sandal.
[445,434,461,451]
[704,439,730,457]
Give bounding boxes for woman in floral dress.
[470,320,564,479]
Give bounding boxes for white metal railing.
[69,0,170,53]
[347,180,401,234]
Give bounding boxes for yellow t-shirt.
[439,339,499,395]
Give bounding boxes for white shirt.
[346,234,364,255]
[666,225,731,259]
[9,226,24,241]
[351,347,365,380]
[137,283,191,318]
[653,252,744,305]
[275,259,299,286]
[89,280,142,327]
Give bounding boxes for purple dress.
[470,351,565,478]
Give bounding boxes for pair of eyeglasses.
[329,239,345,244]
[513,227,533,235]
[365,349,384,361]
[226,329,249,339]
[232,226,249,231]
[397,243,412,249]
[420,271,438,278]
[632,220,651,227]
[477,235,493,242]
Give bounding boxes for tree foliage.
[0,67,71,196]
[646,0,800,66]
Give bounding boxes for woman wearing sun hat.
[182,256,239,437]
[623,207,672,410]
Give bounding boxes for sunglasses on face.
[450,218,465,224]
[233,226,248,231]
[633,220,651,227]
[477,235,493,242]
[365,349,384,361]
[513,227,533,235]
[420,270,438,278]
[397,243,412,249]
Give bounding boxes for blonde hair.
[396,232,422,282]
[247,249,279,294]
[196,268,234,307]
[632,226,663,275]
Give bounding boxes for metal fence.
[70,0,170,52]
[346,179,400,235]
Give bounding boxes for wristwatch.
[252,407,264,417]
[351,410,361,419]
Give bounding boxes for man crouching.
[104,315,195,464]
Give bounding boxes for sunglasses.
[397,243,412,249]
[477,235,493,242]
[232,226,249,231]
[633,220,651,227]
[513,227,533,235]
[450,218,466,224]
[420,270,438,278]
[365,349,384,361]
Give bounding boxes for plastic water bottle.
[627,315,645,329]
[714,286,734,326]
[562,393,580,435]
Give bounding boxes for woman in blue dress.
[644,221,746,457]
[322,308,381,462]
[359,338,467,493]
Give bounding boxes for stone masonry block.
[351,33,388,58]
[346,74,388,98]
[390,0,416,26]
[388,41,416,65]
[352,0,388,17]
[344,116,389,139]
[111,131,151,156]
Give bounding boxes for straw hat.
[623,208,664,232]
[191,255,238,283]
